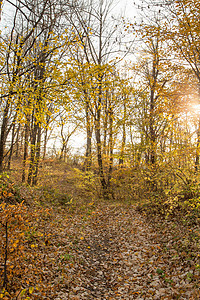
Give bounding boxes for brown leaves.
[51,205,199,299]
[0,189,199,299]
[0,202,55,299]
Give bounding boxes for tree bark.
[7,119,16,170]
[119,100,126,165]
[22,119,30,182]
[32,126,41,185]
[195,118,200,171]
[27,119,38,185]
[95,74,108,198]
[107,101,113,187]
[85,100,93,171]
[0,100,10,172]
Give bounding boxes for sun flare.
[192,104,200,114]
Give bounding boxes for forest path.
[53,204,199,300]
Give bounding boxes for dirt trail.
[53,205,199,300]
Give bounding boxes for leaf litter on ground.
[1,165,199,299]
[36,203,199,300]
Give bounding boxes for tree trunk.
[27,120,38,185]
[107,102,113,187]
[43,127,48,160]
[7,120,16,170]
[95,75,108,198]
[22,120,30,182]
[103,96,108,157]
[32,126,41,185]
[15,124,21,158]
[0,100,10,172]
[119,100,126,165]
[84,98,93,171]
[195,118,200,171]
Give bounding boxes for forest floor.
[1,161,200,299]
[47,202,200,300]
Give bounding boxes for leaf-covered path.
[52,205,199,300]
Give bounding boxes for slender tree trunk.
[28,45,46,184]
[195,118,200,171]
[59,123,64,160]
[59,146,63,160]
[63,144,67,162]
[22,120,30,182]
[60,142,66,160]
[27,120,38,185]
[32,126,41,185]
[107,103,113,187]
[149,86,156,165]
[43,127,48,160]
[84,99,93,171]
[95,121,107,193]
[85,128,92,170]
[103,96,108,156]
[0,100,10,172]
[95,75,107,198]
[15,124,21,158]
[85,123,93,171]
[7,120,16,170]
[119,123,126,165]
[119,100,126,165]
